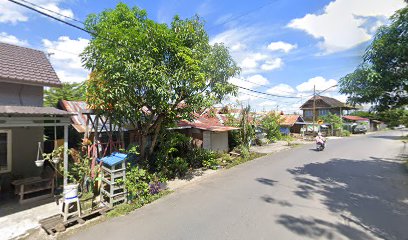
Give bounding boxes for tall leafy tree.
[44,82,86,107]
[339,6,408,110]
[82,4,239,159]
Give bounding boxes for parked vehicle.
[352,125,367,134]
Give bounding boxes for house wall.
[303,108,343,121]
[0,81,43,106]
[203,131,228,153]
[0,127,43,190]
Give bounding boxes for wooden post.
[63,125,69,186]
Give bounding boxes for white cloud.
[211,27,284,74]
[0,32,29,46]
[0,0,74,24]
[260,58,283,71]
[296,76,338,93]
[247,74,269,86]
[42,36,89,83]
[241,53,268,70]
[287,0,406,54]
[228,74,269,90]
[230,43,246,52]
[267,41,297,53]
[266,84,296,96]
[259,101,277,107]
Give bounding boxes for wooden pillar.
[63,124,69,186]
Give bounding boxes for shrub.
[124,166,152,201]
[342,130,351,137]
[167,157,189,178]
[186,148,217,169]
[234,145,250,160]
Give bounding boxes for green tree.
[44,82,86,107]
[238,105,255,148]
[261,112,282,141]
[339,6,408,110]
[320,113,343,131]
[81,4,239,159]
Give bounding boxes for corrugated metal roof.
[0,105,72,116]
[0,42,61,87]
[177,109,239,132]
[59,100,119,133]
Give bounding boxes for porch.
[0,106,72,238]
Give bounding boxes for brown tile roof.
[0,105,72,116]
[0,42,61,87]
[300,95,354,110]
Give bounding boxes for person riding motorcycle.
[315,132,326,150]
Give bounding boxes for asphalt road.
[71,130,408,240]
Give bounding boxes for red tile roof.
[343,115,369,121]
[280,114,303,126]
[0,42,61,87]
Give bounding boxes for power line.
[16,0,85,24]
[9,0,93,35]
[207,0,277,31]
[11,0,306,101]
[234,85,301,99]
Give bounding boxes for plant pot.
[35,160,45,167]
[52,157,61,164]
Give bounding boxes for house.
[342,115,386,132]
[0,42,71,199]
[300,95,355,121]
[279,114,305,134]
[175,109,238,152]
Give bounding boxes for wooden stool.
[62,197,81,221]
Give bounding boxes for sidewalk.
[250,140,312,154]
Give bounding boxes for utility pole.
[313,85,316,133]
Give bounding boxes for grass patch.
[107,190,172,218]
[220,152,266,169]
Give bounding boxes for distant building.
[279,114,305,134]
[300,95,355,121]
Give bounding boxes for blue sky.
[0,0,406,113]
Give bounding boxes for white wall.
[202,131,229,153]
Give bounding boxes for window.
[318,109,329,116]
[304,110,313,118]
[0,130,11,173]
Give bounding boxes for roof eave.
[0,76,62,88]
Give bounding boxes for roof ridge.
[0,41,45,54]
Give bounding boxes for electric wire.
[9,0,307,101]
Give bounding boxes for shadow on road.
[256,178,278,186]
[277,214,374,240]
[283,157,408,240]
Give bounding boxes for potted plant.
[51,146,64,164]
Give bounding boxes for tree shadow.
[276,214,374,240]
[369,135,403,140]
[255,178,277,186]
[260,195,293,207]
[286,157,408,240]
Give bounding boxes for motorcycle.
[316,140,326,151]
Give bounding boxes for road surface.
[71,130,408,240]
